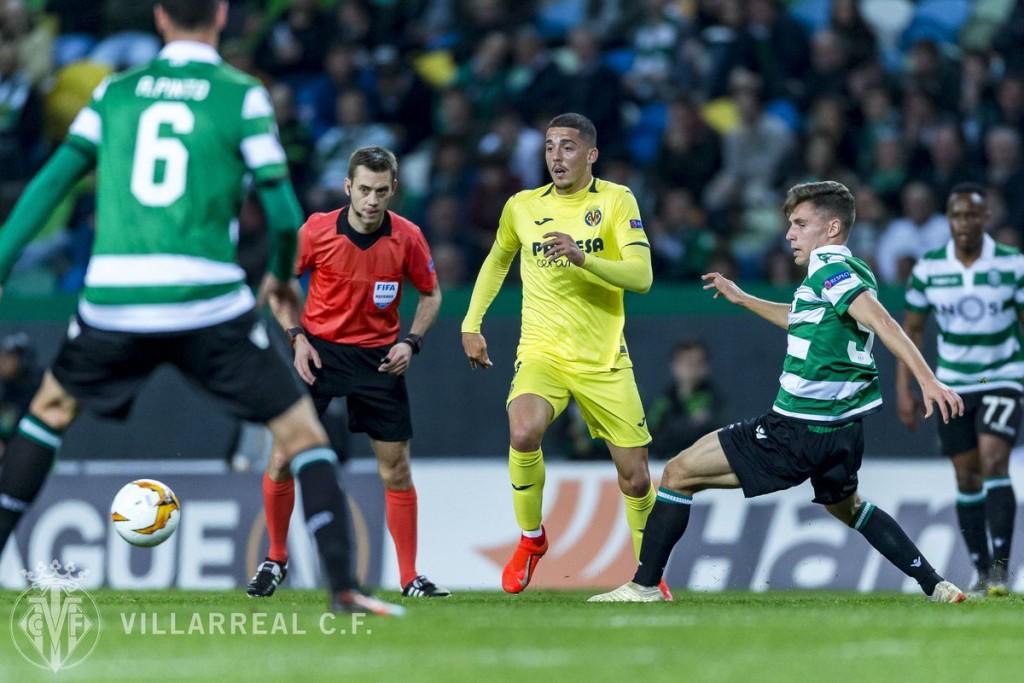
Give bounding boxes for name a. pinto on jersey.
[135,76,211,101]
[373,281,399,309]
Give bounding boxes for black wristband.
[402,333,423,354]
[286,327,306,345]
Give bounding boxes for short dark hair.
[348,146,398,181]
[948,182,987,202]
[157,0,220,29]
[547,113,597,146]
[783,181,856,233]
[672,338,708,358]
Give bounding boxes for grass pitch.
[2,589,1023,682]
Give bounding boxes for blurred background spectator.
[648,339,723,459]
[0,331,41,458]
[3,0,1024,290]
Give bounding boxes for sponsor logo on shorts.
[755,424,768,440]
[373,281,399,309]
[823,271,851,290]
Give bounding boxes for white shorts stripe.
[79,287,255,333]
[771,397,884,423]
[85,254,246,288]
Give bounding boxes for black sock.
[955,490,990,576]
[292,447,356,592]
[984,477,1016,576]
[0,416,61,550]
[633,488,692,587]
[853,501,942,596]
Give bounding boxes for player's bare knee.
[379,457,412,490]
[660,454,691,492]
[978,452,1010,479]
[826,494,861,527]
[509,423,544,452]
[28,389,76,431]
[955,470,983,492]
[266,450,292,482]
[618,470,651,498]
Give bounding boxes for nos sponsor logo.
[373,281,399,309]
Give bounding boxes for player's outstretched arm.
[895,310,928,430]
[461,241,517,369]
[848,292,964,423]
[0,144,95,295]
[701,272,789,329]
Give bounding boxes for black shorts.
[718,412,864,505]
[305,335,412,442]
[51,311,303,423]
[937,388,1022,456]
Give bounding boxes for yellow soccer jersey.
[495,177,650,371]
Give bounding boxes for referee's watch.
[286,327,306,346]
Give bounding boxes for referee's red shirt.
[297,206,437,347]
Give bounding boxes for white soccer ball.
[110,479,181,547]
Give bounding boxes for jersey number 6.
[130,102,194,207]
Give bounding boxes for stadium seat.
[628,103,667,167]
[765,99,802,134]
[603,48,635,76]
[789,0,831,32]
[900,0,973,48]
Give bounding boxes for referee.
[250,146,450,598]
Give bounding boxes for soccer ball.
[110,479,181,547]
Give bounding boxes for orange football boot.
[502,527,548,593]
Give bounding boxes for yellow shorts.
[507,357,651,448]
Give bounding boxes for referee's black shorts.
[305,334,413,442]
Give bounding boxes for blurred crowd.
[2,0,1024,292]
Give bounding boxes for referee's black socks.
[291,447,358,592]
[0,415,61,551]
[851,501,941,596]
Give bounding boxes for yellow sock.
[508,446,545,531]
[623,485,656,560]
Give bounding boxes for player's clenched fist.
[462,332,493,369]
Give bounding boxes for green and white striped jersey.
[65,40,289,332]
[905,235,1024,394]
[773,245,883,423]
